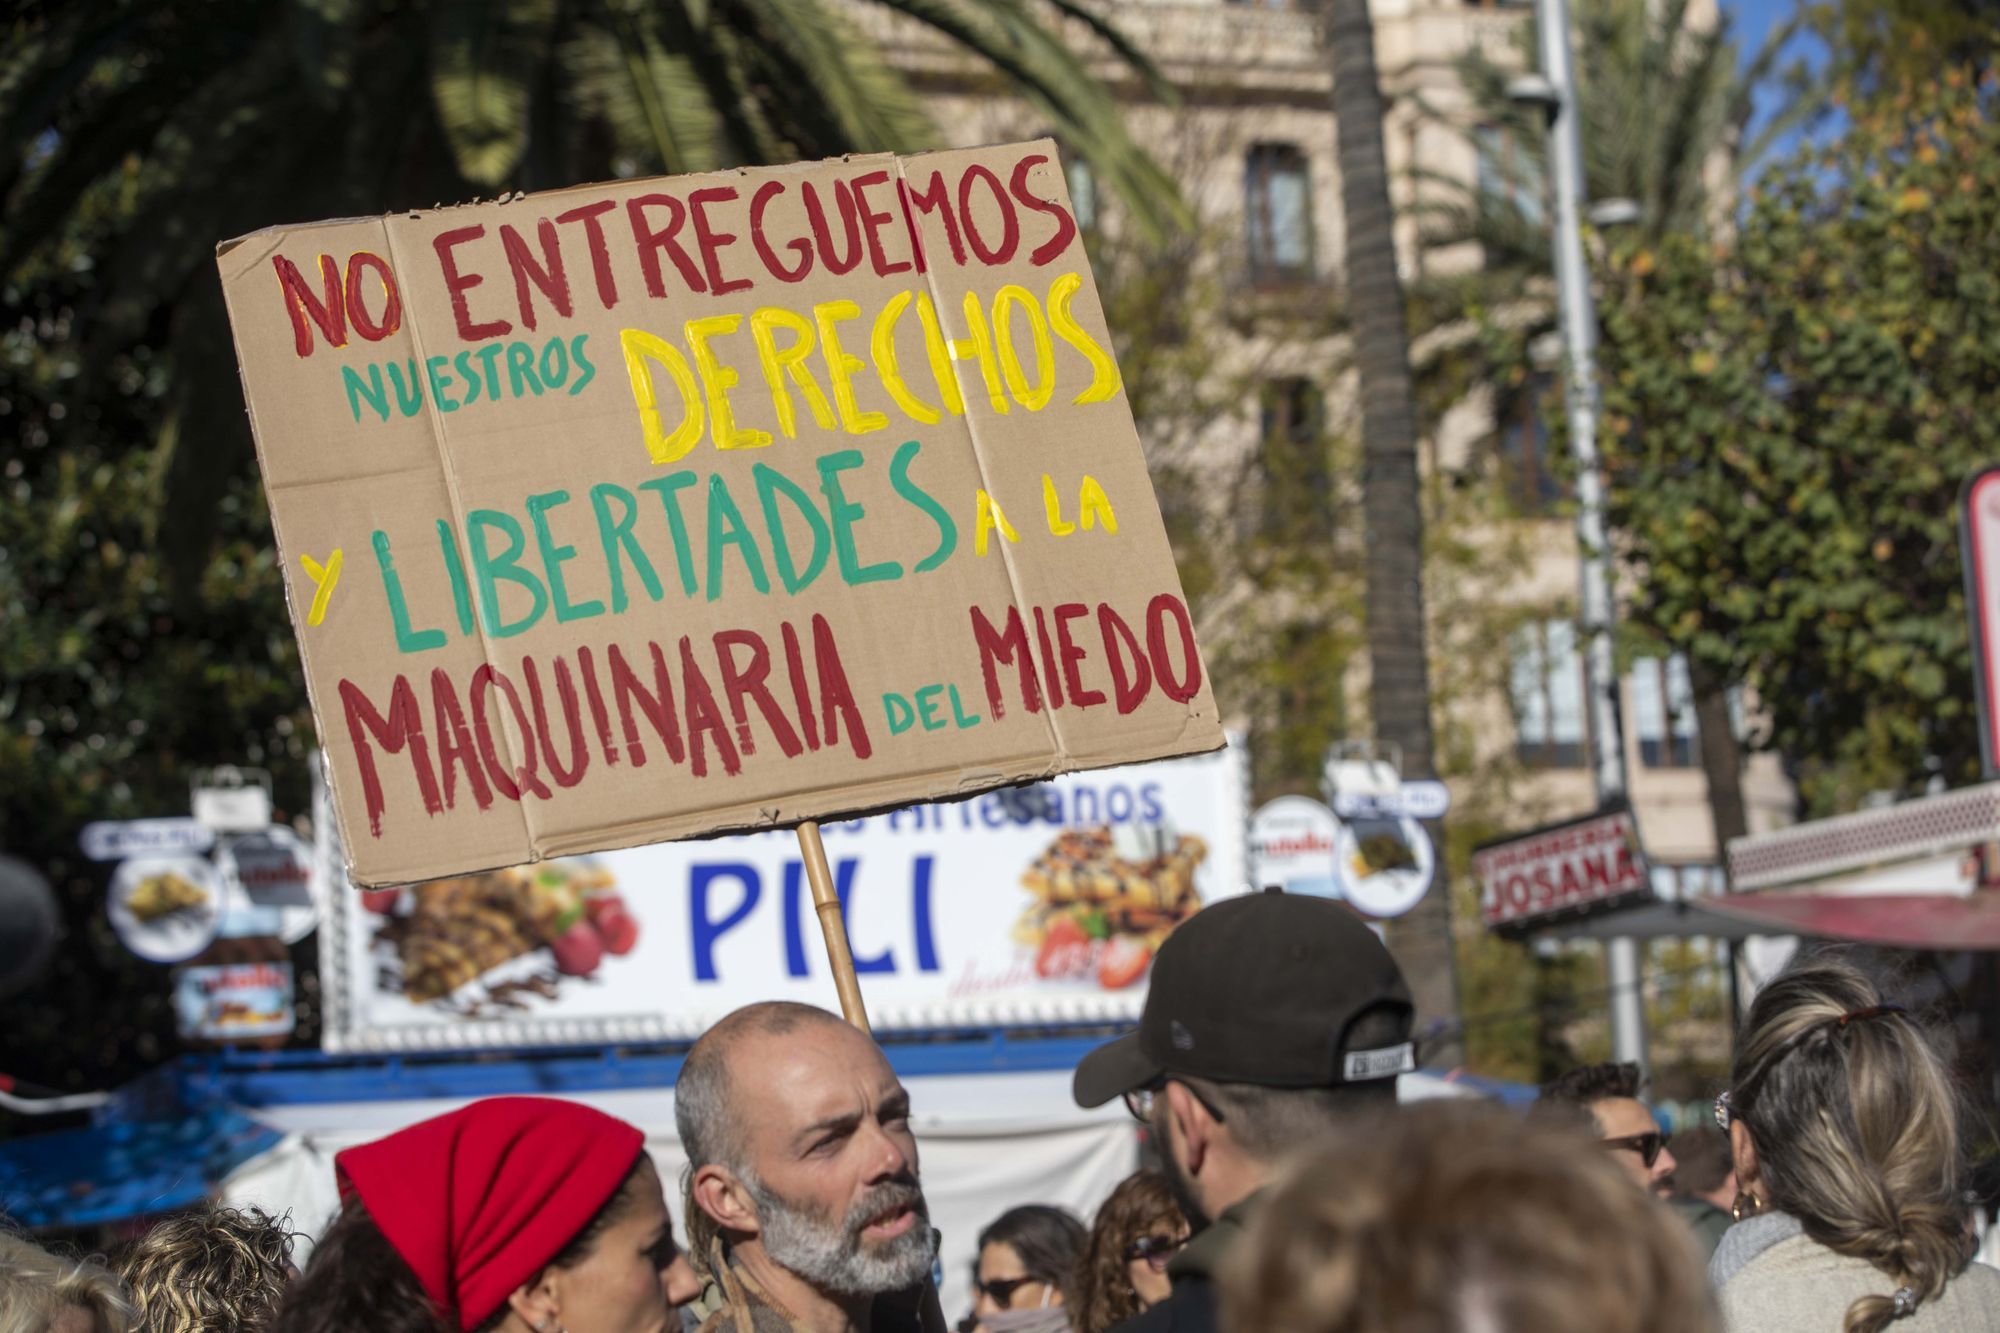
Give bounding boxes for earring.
[1731,1190,1764,1222]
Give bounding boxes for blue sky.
[1719,0,1833,167]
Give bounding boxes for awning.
[1699,893,2000,951]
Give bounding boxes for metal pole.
[1534,0,1648,1070]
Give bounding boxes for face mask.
[981,1302,1072,1333]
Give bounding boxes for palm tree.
[1420,0,1807,318]
[1320,0,1464,1063]
[0,0,1179,582]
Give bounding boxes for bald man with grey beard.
[677,1001,943,1333]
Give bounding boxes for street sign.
[1959,465,2000,777]
[79,818,215,863]
[1331,780,1451,821]
[1474,807,1652,936]
[1249,797,1341,898]
[1336,814,1435,918]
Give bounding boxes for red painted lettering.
[688,186,753,296]
[751,181,812,283]
[628,194,707,296]
[344,252,404,341]
[339,675,440,838]
[971,605,1041,721]
[957,164,1020,265]
[433,226,513,341]
[273,254,346,357]
[555,200,621,308]
[1011,154,1079,266]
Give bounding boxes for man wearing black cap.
[1072,889,1415,1333]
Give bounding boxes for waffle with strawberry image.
[1016,826,1207,989]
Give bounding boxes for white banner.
[318,743,1248,1050]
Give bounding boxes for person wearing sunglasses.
[969,1207,1084,1333]
[1535,1062,1679,1198]
[1071,889,1416,1333]
[1070,1171,1189,1333]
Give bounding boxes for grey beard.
[745,1174,936,1298]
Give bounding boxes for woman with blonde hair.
[1220,1099,1715,1333]
[1069,1172,1187,1333]
[0,1232,136,1333]
[114,1204,295,1333]
[1712,954,2000,1332]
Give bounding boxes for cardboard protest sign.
[219,142,1224,887]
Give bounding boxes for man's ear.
[693,1162,761,1237]
[1729,1119,1761,1193]
[1163,1081,1214,1174]
[503,1269,561,1331]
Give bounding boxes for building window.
[1498,372,1561,512]
[1510,619,1587,767]
[1245,143,1315,286]
[1474,123,1544,228]
[1632,653,1699,767]
[1257,378,1330,534]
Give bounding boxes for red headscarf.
[335,1096,647,1330]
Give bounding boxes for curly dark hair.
[1071,1172,1187,1333]
[268,1157,651,1333]
[1537,1061,1644,1110]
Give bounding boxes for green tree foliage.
[1807,0,2000,95]
[1595,69,2000,810]
[1418,0,1804,320]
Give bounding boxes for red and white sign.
[1474,808,1651,933]
[1959,466,2000,776]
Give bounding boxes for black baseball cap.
[1073,889,1416,1108]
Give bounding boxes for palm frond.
[559,13,718,174]
[872,0,1187,236]
[427,0,558,188]
[735,0,935,155]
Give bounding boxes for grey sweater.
[1711,1213,2000,1333]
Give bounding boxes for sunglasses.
[1601,1130,1665,1168]
[1123,1233,1187,1271]
[976,1276,1044,1308]
[1122,1078,1227,1126]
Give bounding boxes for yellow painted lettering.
[871,290,939,425]
[620,328,704,464]
[992,285,1055,411]
[685,314,770,451]
[1078,475,1118,533]
[973,489,1020,556]
[1042,474,1076,536]
[749,307,836,439]
[959,292,1010,415]
[813,298,888,435]
[1048,272,1121,404]
[913,293,966,417]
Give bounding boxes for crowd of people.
[3,889,1997,1333]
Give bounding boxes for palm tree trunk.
[1323,0,1463,1065]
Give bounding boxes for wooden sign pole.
[796,820,871,1031]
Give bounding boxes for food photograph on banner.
[318,743,1247,1050]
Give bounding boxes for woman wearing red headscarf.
[270,1096,703,1333]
